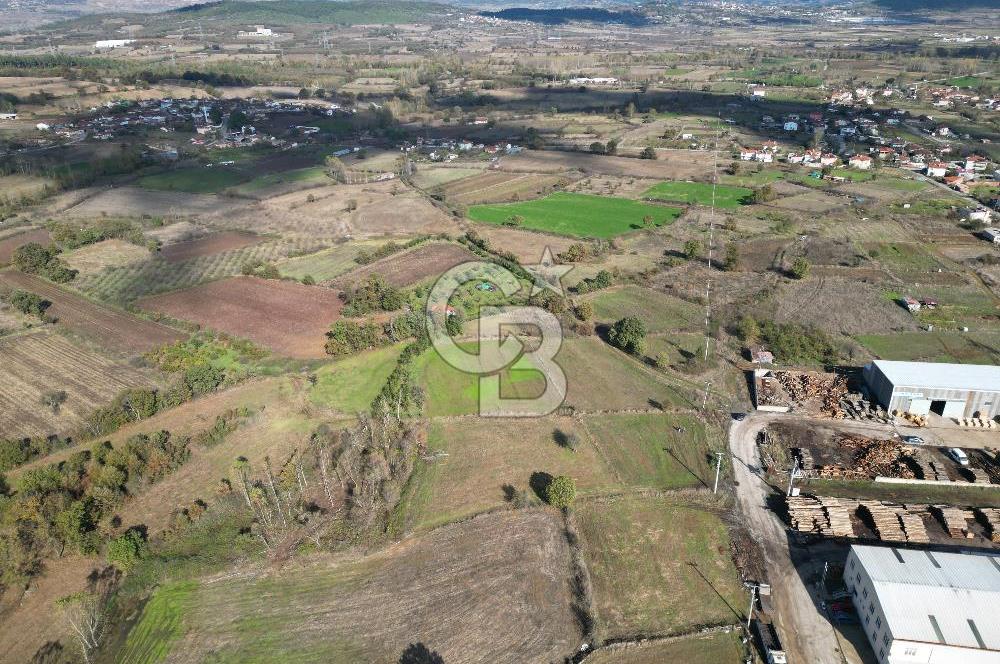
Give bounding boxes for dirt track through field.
[138,276,343,358]
[0,270,185,354]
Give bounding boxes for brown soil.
[137,276,343,359]
[158,231,262,263]
[333,242,478,288]
[0,228,51,264]
[0,330,159,439]
[0,270,185,354]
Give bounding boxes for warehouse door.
[930,400,966,418]
[908,398,931,415]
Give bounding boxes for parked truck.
[753,619,788,664]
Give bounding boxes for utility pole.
[702,380,711,412]
[745,583,758,629]
[713,451,724,494]
[787,456,800,497]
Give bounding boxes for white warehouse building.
[845,545,1000,664]
[863,360,1000,419]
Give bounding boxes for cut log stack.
[968,467,991,484]
[787,495,828,533]
[861,501,908,542]
[976,508,1000,543]
[819,497,856,537]
[913,451,949,482]
[933,505,976,538]
[898,509,931,544]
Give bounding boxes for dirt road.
[729,412,847,664]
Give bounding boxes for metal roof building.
[863,360,1000,419]
[845,545,1000,664]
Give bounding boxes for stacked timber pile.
[820,497,856,537]
[860,501,908,542]
[893,410,928,427]
[913,450,949,482]
[840,436,915,479]
[957,418,997,429]
[840,396,890,422]
[757,374,783,406]
[899,508,931,544]
[787,495,828,533]
[933,506,976,538]
[967,467,992,484]
[975,508,1000,542]
[795,447,816,476]
[787,496,856,537]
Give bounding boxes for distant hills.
[164,0,457,24]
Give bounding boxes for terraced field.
[0,330,160,439]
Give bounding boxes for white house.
[35,123,50,131]
[783,121,799,131]
[926,162,948,178]
[965,155,989,172]
[849,154,873,170]
[820,153,838,167]
[979,228,1000,244]
[238,26,273,39]
[94,39,134,49]
[964,207,993,223]
[0,113,17,121]
[845,545,1000,664]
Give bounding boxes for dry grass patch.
[333,242,477,288]
[398,416,621,531]
[0,330,161,439]
[583,630,745,664]
[124,510,583,664]
[576,494,743,641]
[63,239,151,276]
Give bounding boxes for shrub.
[640,146,657,160]
[574,301,594,321]
[544,475,576,508]
[107,528,148,572]
[790,257,810,279]
[608,316,646,355]
[7,289,49,317]
[683,239,701,260]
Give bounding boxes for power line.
[702,119,720,364]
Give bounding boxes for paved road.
[729,413,847,664]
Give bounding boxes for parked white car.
[946,448,970,466]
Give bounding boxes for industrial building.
[845,545,1000,664]
[863,360,1000,419]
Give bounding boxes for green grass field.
[830,167,874,182]
[642,181,752,208]
[584,631,746,664]
[416,338,698,416]
[587,286,704,333]
[581,413,720,490]
[468,192,682,239]
[856,331,1000,365]
[138,168,248,194]
[233,166,329,194]
[116,582,197,664]
[396,416,621,532]
[576,495,743,641]
[309,344,405,414]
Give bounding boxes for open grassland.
[63,239,151,276]
[397,416,621,532]
[583,631,745,664]
[118,510,582,664]
[576,495,743,641]
[138,167,248,194]
[773,277,920,336]
[409,166,484,189]
[469,192,682,239]
[501,149,716,180]
[232,166,329,196]
[0,330,160,439]
[643,181,752,208]
[75,237,329,304]
[476,226,577,263]
[909,284,999,330]
[586,286,704,332]
[157,231,263,263]
[0,271,184,354]
[418,337,697,416]
[856,331,1000,364]
[580,413,720,490]
[0,228,51,264]
[309,344,404,414]
[137,276,343,359]
[333,242,478,288]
